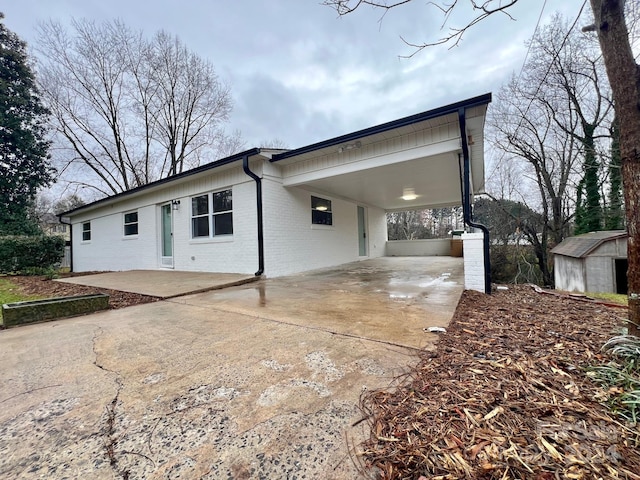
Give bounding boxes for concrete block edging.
[1,294,110,327]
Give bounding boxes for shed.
[551,230,628,294]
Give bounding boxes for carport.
[270,93,492,293]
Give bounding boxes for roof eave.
[270,93,492,162]
[60,148,262,218]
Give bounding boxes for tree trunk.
[590,0,640,336]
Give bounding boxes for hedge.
[0,235,66,274]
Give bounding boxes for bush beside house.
[0,235,65,274]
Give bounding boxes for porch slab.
[56,270,258,298]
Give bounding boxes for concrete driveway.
[0,257,463,479]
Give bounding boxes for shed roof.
[551,230,627,258]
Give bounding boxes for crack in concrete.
[91,327,131,480]
[0,384,62,404]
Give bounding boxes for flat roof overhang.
[272,94,490,211]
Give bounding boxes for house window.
[213,189,233,235]
[123,211,138,236]
[82,222,91,241]
[311,196,332,225]
[192,195,210,237]
[191,189,233,238]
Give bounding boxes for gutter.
[458,107,492,294]
[57,214,73,272]
[242,154,265,276]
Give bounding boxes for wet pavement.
[176,256,463,349]
[0,257,463,479]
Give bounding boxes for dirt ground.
[359,285,640,479]
[6,273,158,310]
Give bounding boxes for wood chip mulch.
[358,285,640,479]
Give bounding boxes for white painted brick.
[70,158,391,276]
[462,232,486,292]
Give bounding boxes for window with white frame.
[123,211,138,236]
[191,189,233,238]
[311,196,332,225]
[82,222,91,241]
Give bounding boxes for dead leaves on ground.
[359,286,640,479]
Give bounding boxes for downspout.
[242,154,265,276]
[57,215,73,272]
[458,107,492,294]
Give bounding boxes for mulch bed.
[358,285,640,479]
[5,274,158,310]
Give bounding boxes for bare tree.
[322,0,517,52]
[589,0,640,336]
[491,74,580,286]
[36,19,235,196]
[489,14,614,285]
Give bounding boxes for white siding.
[280,121,459,181]
[386,239,451,256]
[73,204,158,272]
[70,159,387,276]
[367,206,387,259]
[462,232,485,292]
[171,181,258,274]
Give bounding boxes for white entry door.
[161,203,174,268]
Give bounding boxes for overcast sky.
[5,0,587,150]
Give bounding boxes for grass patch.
[586,292,628,305]
[0,277,41,323]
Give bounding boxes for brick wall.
[462,232,485,292]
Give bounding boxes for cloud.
[3,0,589,150]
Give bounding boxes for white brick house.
[60,94,492,289]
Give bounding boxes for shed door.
[161,204,174,268]
[615,258,628,294]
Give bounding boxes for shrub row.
[0,236,66,274]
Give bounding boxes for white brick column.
[462,232,486,292]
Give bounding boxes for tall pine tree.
[0,12,53,235]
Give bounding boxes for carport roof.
[551,230,627,258]
[271,93,491,163]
